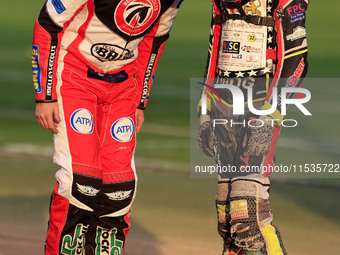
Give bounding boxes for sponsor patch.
[286,58,305,87]
[232,54,242,59]
[105,190,133,201]
[114,0,161,36]
[91,43,134,62]
[95,227,123,255]
[248,34,257,43]
[111,117,134,143]
[246,55,256,63]
[230,199,249,220]
[52,0,66,14]
[218,26,266,70]
[46,45,57,98]
[70,109,94,134]
[221,55,231,59]
[241,45,261,53]
[290,12,305,23]
[286,26,306,41]
[61,224,88,255]
[217,204,227,223]
[243,0,261,16]
[222,41,240,54]
[76,183,100,197]
[32,45,41,93]
[287,3,305,23]
[140,53,156,106]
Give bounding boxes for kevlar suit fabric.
[199,0,309,254]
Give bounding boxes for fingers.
[35,102,60,134]
[53,105,61,123]
[36,113,49,130]
[49,119,59,134]
[36,111,58,133]
[135,109,144,134]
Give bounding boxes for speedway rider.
[32,0,182,254]
[198,0,308,254]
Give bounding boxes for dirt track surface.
[0,219,160,255]
[1,213,340,255]
[0,218,219,255]
[0,219,44,255]
[0,219,161,255]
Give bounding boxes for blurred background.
[0,0,339,254]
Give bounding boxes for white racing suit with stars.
[198,0,309,254]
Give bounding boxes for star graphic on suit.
[248,70,258,77]
[263,67,271,74]
[236,71,244,78]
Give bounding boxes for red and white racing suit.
[31,0,182,254]
[198,0,309,254]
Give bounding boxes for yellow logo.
[244,0,261,16]
[248,34,257,42]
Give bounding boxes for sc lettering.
[227,42,239,51]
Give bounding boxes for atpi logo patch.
[70,109,94,134]
[114,0,161,36]
[111,117,134,142]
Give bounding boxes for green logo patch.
[61,224,88,255]
[95,227,124,255]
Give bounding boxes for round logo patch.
[114,0,161,36]
[111,117,135,142]
[248,34,256,42]
[70,109,94,134]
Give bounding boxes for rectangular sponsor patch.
[52,0,66,14]
[230,199,249,220]
[32,45,42,93]
[222,41,240,54]
[287,4,306,23]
